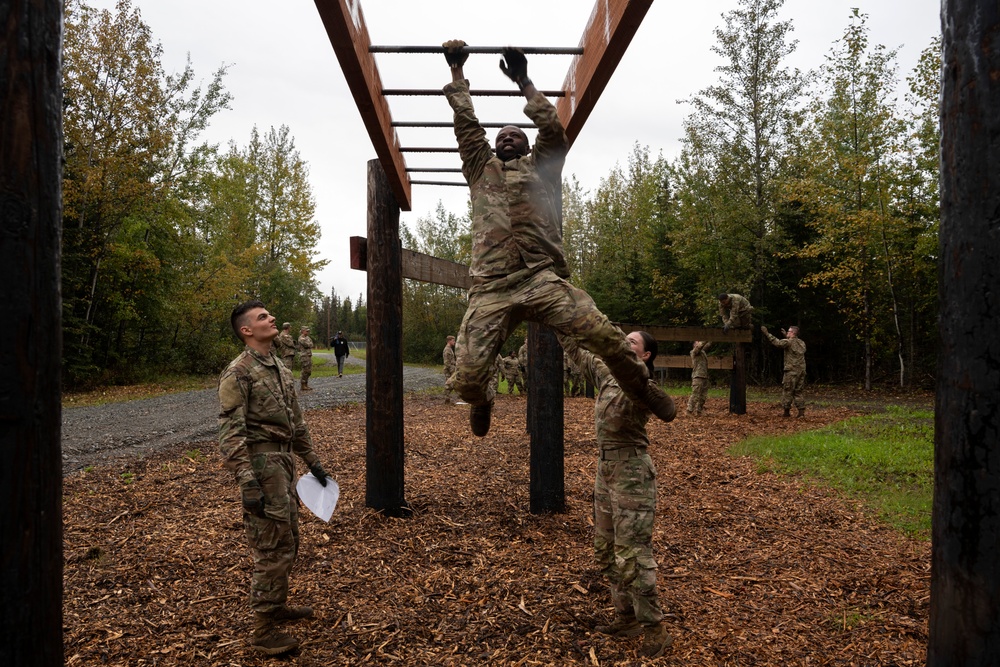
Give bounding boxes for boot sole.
[252,642,299,656]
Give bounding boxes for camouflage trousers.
[443,368,457,400]
[688,377,708,414]
[594,450,663,626]
[299,355,312,385]
[281,355,295,372]
[504,370,525,395]
[243,451,300,614]
[781,370,806,409]
[454,268,648,406]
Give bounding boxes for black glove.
[309,462,330,487]
[499,47,529,86]
[442,39,468,68]
[723,324,730,334]
[241,479,265,516]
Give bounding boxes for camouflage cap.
[282,322,291,328]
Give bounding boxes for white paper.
[296,473,340,522]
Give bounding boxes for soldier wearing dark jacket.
[331,331,350,378]
[441,40,675,437]
[218,301,332,655]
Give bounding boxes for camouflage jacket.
[563,340,651,450]
[274,331,295,359]
[719,294,754,328]
[501,355,521,380]
[764,333,806,373]
[444,78,569,280]
[690,341,712,379]
[297,334,313,358]
[518,342,528,369]
[442,344,457,374]
[218,346,320,487]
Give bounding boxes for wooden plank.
[656,355,733,370]
[615,322,752,343]
[313,0,412,210]
[557,0,654,145]
[350,236,472,290]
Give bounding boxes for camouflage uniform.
[517,341,529,392]
[442,340,457,401]
[764,329,807,410]
[687,341,712,415]
[218,347,322,615]
[488,354,502,398]
[501,354,525,395]
[274,329,296,370]
[445,79,652,410]
[296,331,313,390]
[563,339,664,629]
[719,293,754,329]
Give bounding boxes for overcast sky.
[82,0,940,303]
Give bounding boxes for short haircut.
[718,293,730,301]
[447,335,455,341]
[788,325,800,335]
[230,300,266,341]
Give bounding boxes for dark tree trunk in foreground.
[929,2,1000,663]
[0,0,64,664]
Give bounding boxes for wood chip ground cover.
[63,393,929,665]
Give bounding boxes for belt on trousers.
[249,442,292,453]
[600,446,645,461]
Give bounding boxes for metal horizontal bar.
[383,89,565,97]
[400,147,460,153]
[370,45,583,55]
[392,121,536,129]
[406,167,463,173]
[410,180,469,187]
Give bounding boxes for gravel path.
[61,353,444,474]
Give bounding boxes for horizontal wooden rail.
[350,236,471,290]
[656,355,733,370]
[614,322,751,344]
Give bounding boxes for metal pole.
[370,45,583,55]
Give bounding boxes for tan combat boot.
[594,613,643,637]
[640,622,674,658]
[252,612,299,655]
[271,604,313,622]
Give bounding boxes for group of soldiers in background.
[273,321,315,392]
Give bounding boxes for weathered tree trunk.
[929,2,1000,663]
[527,324,564,513]
[0,0,64,664]
[364,160,409,517]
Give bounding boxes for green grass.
[729,405,934,537]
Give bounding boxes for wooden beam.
[657,355,733,370]
[557,0,654,145]
[350,236,471,290]
[614,322,752,344]
[313,0,412,210]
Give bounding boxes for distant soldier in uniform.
[518,341,529,392]
[441,41,674,436]
[442,335,457,403]
[718,293,754,332]
[564,351,585,397]
[297,327,314,392]
[274,322,296,370]
[761,325,807,417]
[501,351,525,395]
[488,354,502,399]
[687,341,712,416]
[563,331,674,659]
[330,331,350,378]
[218,300,332,656]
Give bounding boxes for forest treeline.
[403,1,940,390]
[61,0,939,390]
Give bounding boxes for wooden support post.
[729,342,747,415]
[528,324,564,514]
[364,160,410,517]
[929,2,1000,663]
[0,0,64,664]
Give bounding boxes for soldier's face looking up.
[626,331,651,364]
[495,126,529,161]
[240,307,279,343]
